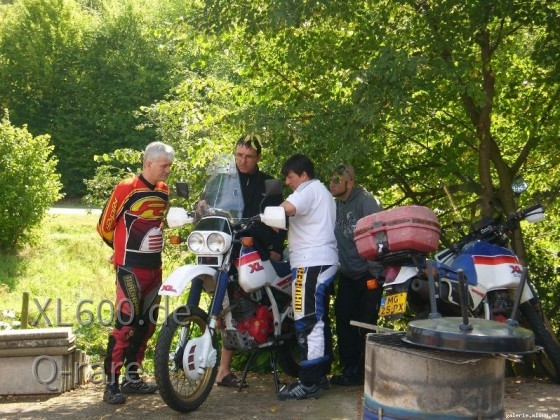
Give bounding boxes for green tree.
[0,0,188,196]
[200,0,559,212]
[0,112,62,252]
[84,0,560,325]
[196,0,559,256]
[0,0,95,196]
[160,0,559,325]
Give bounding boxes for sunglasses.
[236,135,262,155]
[334,164,354,181]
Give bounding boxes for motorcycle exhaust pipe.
[410,278,430,300]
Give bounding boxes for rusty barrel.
[363,333,505,419]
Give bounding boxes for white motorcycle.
[153,155,297,413]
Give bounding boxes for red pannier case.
[354,205,441,261]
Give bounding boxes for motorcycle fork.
[173,274,226,368]
[187,277,204,306]
[207,270,230,316]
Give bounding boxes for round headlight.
[207,233,226,253]
[187,232,205,253]
[512,177,528,194]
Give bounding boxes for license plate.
[379,292,407,317]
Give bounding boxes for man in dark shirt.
[215,135,286,388]
[329,164,383,386]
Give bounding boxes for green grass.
[1,213,114,313]
[0,214,117,362]
[0,212,195,374]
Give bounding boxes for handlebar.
[167,213,265,245]
[442,203,545,258]
[231,214,265,234]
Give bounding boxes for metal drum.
[363,333,505,419]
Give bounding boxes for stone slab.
[0,345,76,358]
[0,327,74,342]
[0,337,75,350]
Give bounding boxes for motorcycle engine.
[236,305,273,344]
[231,292,257,321]
[230,289,273,344]
[488,290,512,323]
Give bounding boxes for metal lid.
[403,317,535,354]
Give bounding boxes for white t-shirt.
[285,179,339,267]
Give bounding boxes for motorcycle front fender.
[159,265,217,296]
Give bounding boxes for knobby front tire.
[154,305,218,413]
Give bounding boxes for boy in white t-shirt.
[276,154,339,401]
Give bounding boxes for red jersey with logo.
[97,174,169,269]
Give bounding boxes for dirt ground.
[0,374,559,419]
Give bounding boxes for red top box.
[354,205,441,260]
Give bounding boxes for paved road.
[48,207,101,215]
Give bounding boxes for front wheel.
[520,301,560,384]
[154,305,218,413]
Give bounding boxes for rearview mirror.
[264,179,282,197]
[512,177,528,194]
[176,181,189,199]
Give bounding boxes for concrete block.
[0,345,75,358]
[0,354,72,395]
[0,328,89,395]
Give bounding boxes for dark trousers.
[104,266,161,383]
[334,272,382,371]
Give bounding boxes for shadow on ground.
[0,374,559,419]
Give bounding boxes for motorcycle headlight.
[187,232,205,253]
[207,232,226,253]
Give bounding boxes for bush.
[0,112,62,252]
[83,148,142,208]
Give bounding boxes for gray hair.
[143,141,175,164]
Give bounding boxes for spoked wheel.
[154,305,218,413]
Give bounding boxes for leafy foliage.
[0,112,62,252]
[83,148,142,208]
[1,0,559,344]
[0,0,190,196]
[121,0,560,334]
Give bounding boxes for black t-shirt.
[238,168,286,256]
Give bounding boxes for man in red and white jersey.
[97,141,174,404]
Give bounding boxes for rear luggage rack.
[375,250,428,266]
